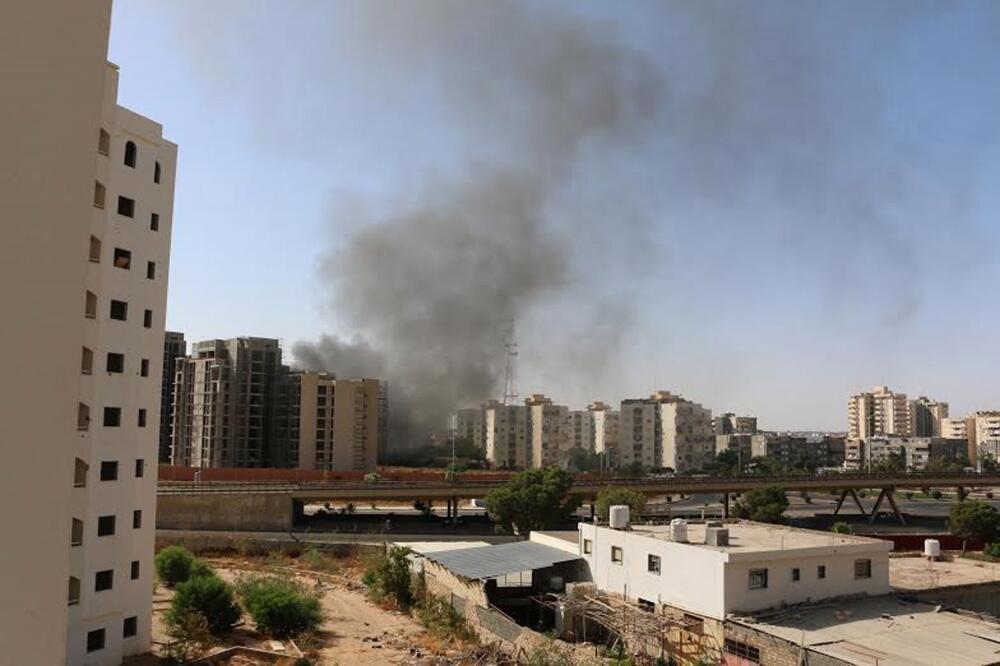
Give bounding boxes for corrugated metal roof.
[420,540,581,580]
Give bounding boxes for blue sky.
[108,1,1000,432]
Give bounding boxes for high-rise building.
[566,409,594,454]
[619,391,715,472]
[454,407,485,451]
[848,386,912,439]
[160,331,185,462]
[526,394,572,468]
[909,396,949,437]
[484,401,529,468]
[171,337,282,468]
[940,417,968,440]
[967,411,1000,464]
[713,412,758,435]
[589,401,620,466]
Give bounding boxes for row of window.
[93,186,162,232]
[78,405,149,429]
[98,130,162,183]
[84,618,139,656]
[73,459,144,487]
[88,236,158,278]
[69,561,141,602]
[84,292,154,328]
[81,348,151,377]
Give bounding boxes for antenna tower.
[502,319,519,405]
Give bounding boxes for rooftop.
[733,595,1000,666]
[891,554,1000,592]
[623,521,889,555]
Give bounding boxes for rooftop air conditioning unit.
[705,527,729,547]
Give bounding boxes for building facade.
[170,337,282,468]
[454,407,485,451]
[848,386,913,439]
[713,413,758,435]
[484,402,529,468]
[619,391,715,472]
[589,401,620,467]
[526,394,571,468]
[159,331,185,462]
[967,411,1000,464]
[909,396,949,437]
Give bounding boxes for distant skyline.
[109,1,1000,432]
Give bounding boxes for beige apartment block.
[567,409,594,454]
[589,401,620,465]
[909,396,949,437]
[941,417,968,440]
[1,3,114,663]
[159,331,186,462]
[526,394,572,468]
[454,407,485,450]
[619,391,715,472]
[848,386,912,439]
[967,411,1000,464]
[484,401,529,468]
[171,337,282,468]
[713,412,758,435]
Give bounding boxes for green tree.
[950,500,1000,554]
[871,451,906,474]
[362,546,414,609]
[748,456,786,476]
[734,486,788,523]
[167,575,241,634]
[705,449,740,476]
[981,454,998,473]
[236,574,322,638]
[568,448,605,473]
[154,545,197,587]
[594,487,647,520]
[485,467,581,533]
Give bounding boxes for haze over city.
[109,1,1000,432]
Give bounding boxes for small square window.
[818,565,826,579]
[143,309,152,328]
[647,554,661,575]
[792,567,800,582]
[97,515,115,536]
[138,409,147,427]
[140,358,150,376]
[135,459,145,478]
[100,461,118,481]
[95,569,113,592]
[583,539,593,555]
[123,616,138,638]
[106,352,124,373]
[133,510,142,529]
[117,196,135,217]
[110,299,128,321]
[131,561,140,580]
[854,559,872,580]
[146,261,155,279]
[87,628,105,652]
[150,213,159,231]
[611,546,623,564]
[103,407,121,427]
[749,568,768,590]
[113,247,131,269]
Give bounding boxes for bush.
[299,547,339,574]
[155,546,197,587]
[167,575,241,634]
[987,492,995,500]
[985,542,1000,561]
[594,487,647,521]
[236,574,322,638]
[931,490,943,500]
[362,546,414,609]
[413,594,475,642]
[163,607,213,662]
[189,559,216,580]
[831,521,852,535]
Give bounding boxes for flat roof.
[394,541,490,556]
[891,554,1000,592]
[421,541,581,580]
[624,521,888,555]
[732,596,1000,665]
[533,531,578,544]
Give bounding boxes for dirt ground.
[891,552,1000,591]
[150,556,473,665]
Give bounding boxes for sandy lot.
[891,553,1000,591]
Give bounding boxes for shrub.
[189,559,216,580]
[163,607,213,662]
[155,546,197,587]
[362,546,414,609]
[236,574,322,638]
[831,521,852,535]
[167,575,240,634]
[299,547,339,574]
[905,491,914,500]
[985,542,1000,561]
[987,492,995,500]
[413,594,475,642]
[931,490,943,500]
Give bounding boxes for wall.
[156,494,294,531]
[0,3,112,664]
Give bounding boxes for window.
[87,628,106,653]
[69,577,81,606]
[154,160,161,183]
[98,128,110,155]
[81,347,93,375]
[131,561,140,580]
[146,261,156,279]
[103,407,121,427]
[85,291,98,318]
[113,247,131,268]
[71,518,84,546]
[133,510,142,529]
[140,358,150,376]
[94,181,106,208]
[648,554,661,575]
[89,235,101,262]
[854,559,872,579]
[791,567,800,582]
[110,299,128,321]
[135,459,145,478]
[106,352,124,374]
[724,639,760,663]
[611,546,623,564]
[97,515,115,536]
[143,309,153,328]
[123,616,138,638]
[749,568,768,590]
[637,598,655,612]
[138,409,147,427]
[150,212,159,231]
[818,565,826,579]
[583,539,593,555]
[100,460,118,481]
[78,403,90,431]
[74,458,88,487]
[124,140,137,167]
[117,195,135,217]
[95,569,113,592]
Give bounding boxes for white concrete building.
[484,402,529,468]
[589,401,620,465]
[566,409,594,455]
[941,416,968,441]
[967,411,1000,464]
[848,386,913,439]
[526,394,571,468]
[454,407,485,451]
[619,391,715,472]
[578,521,891,620]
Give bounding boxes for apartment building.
[941,417,968,440]
[171,337,282,468]
[567,409,594,454]
[848,386,913,439]
[526,394,572,468]
[484,402,529,469]
[159,331,185,462]
[619,391,715,472]
[589,401,620,466]
[967,411,1000,464]
[454,407,485,451]
[910,396,949,437]
[713,413,758,435]
[272,371,385,471]
[752,433,846,470]
[844,436,966,471]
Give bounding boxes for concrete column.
[723,492,730,519]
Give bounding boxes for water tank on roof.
[924,538,941,560]
[671,518,689,542]
[609,505,630,529]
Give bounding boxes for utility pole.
[502,318,518,406]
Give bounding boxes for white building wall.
[618,401,656,467]
[485,404,528,468]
